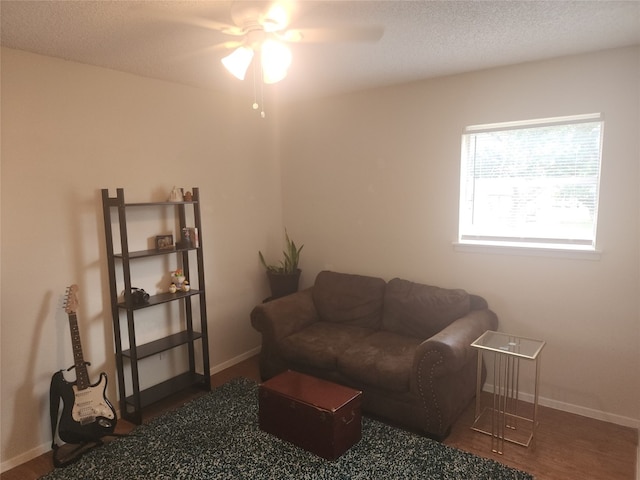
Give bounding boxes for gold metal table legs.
[472,347,542,454]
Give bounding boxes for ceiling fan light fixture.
[221,46,255,80]
[261,39,291,84]
[263,2,290,32]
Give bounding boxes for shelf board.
[104,197,197,207]
[114,246,196,259]
[126,371,207,409]
[122,330,203,359]
[118,289,202,310]
[124,201,197,207]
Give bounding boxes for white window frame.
[456,114,603,257]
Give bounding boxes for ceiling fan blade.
[175,16,246,36]
[143,5,245,37]
[282,26,384,43]
[167,40,244,64]
[212,40,245,52]
[230,1,300,32]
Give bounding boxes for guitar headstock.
[64,284,79,314]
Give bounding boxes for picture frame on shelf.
[155,234,174,251]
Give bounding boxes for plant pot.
[266,269,301,300]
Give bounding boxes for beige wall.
[0,48,279,468]
[279,47,640,425]
[2,45,639,471]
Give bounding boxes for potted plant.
[259,229,304,300]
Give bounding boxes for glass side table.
[470,330,545,454]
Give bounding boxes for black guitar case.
[49,369,120,468]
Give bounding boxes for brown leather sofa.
[250,271,498,439]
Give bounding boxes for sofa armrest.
[411,308,498,437]
[251,288,319,380]
[250,288,319,343]
[414,309,498,376]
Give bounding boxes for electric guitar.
[52,285,116,444]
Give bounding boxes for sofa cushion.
[312,271,386,329]
[337,331,421,393]
[382,278,471,339]
[278,322,376,370]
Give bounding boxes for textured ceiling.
[1,1,639,100]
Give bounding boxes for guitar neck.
[68,312,90,390]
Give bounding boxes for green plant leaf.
[259,229,303,274]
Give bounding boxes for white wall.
[279,47,640,427]
[2,44,639,472]
[0,48,281,469]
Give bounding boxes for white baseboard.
[1,347,263,474]
[1,442,51,473]
[209,346,261,376]
[539,396,640,430]
[483,384,640,430]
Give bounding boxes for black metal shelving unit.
[101,187,211,424]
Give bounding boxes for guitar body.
[52,370,117,444]
[51,284,119,447]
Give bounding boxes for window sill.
[453,241,602,260]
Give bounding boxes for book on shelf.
[180,227,199,248]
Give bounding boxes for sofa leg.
[425,426,451,442]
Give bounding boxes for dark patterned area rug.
[41,378,533,479]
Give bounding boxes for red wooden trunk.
[259,370,363,460]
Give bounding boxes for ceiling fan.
[170,1,383,117]
[213,1,384,85]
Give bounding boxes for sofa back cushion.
[312,271,386,329]
[382,278,471,339]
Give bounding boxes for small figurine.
[184,191,193,202]
[171,268,186,288]
[182,280,190,292]
[168,186,184,202]
[169,283,177,293]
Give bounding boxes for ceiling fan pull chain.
[253,60,264,118]
[249,57,265,119]
[260,67,266,119]
[252,58,259,112]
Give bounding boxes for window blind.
[459,114,603,249]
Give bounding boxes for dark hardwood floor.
[3,355,637,479]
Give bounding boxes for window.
[458,114,603,251]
